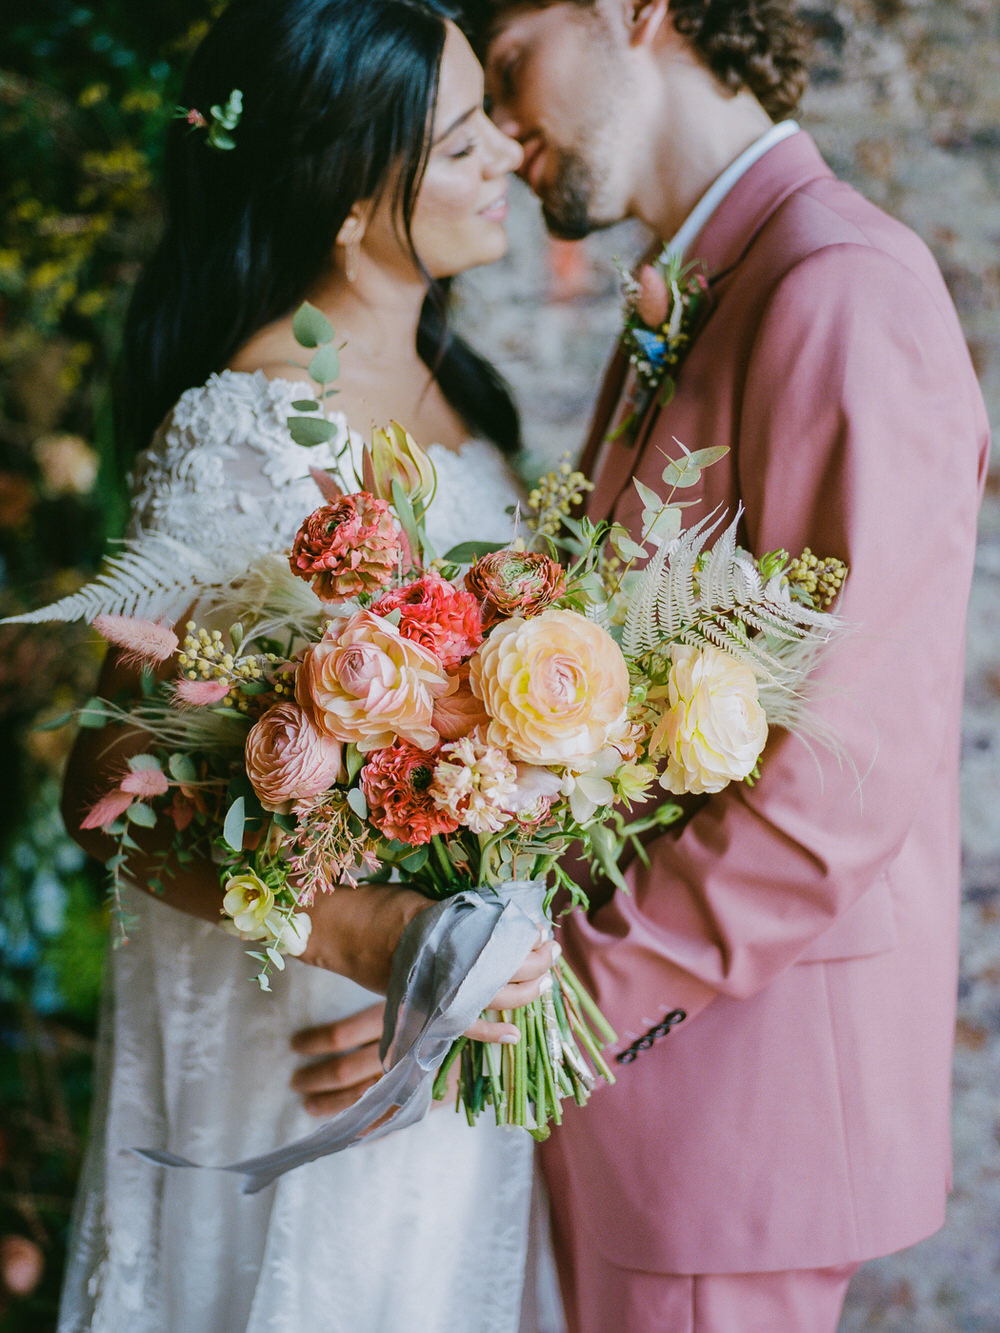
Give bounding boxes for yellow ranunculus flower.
[649,644,767,795]
[471,608,629,766]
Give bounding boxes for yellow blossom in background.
[77,83,109,108]
[33,434,100,496]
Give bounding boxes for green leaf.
[168,752,198,784]
[291,399,320,413]
[127,802,157,829]
[308,344,340,384]
[347,787,368,820]
[128,753,162,773]
[292,301,335,349]
[288,415,338,447]
[391,479,421,564]
[223,796,246,852]
[609,525,648,563]
[661,445,728,489]
[34,709,75,733]
[587,823,629,894]
[345,743,364,783]
[399,846,429,873]
[229,622,244,649]
[441,540,507,563]
[266,945,286,971]
[77,697,108,729]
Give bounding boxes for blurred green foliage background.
[0,3,225,1325]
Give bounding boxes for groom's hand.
[290,1003,385,1118]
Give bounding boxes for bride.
[58,1,560,1329]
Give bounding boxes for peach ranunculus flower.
[295,609,453,753]
[245,700,344,813]
[648,644,768,795]
[470,608,629,766]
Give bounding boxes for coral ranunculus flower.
[361,740,460,844]
[288,493,400,602]
[648,644,768,795]
[371,571,482,669]
[470,608,629,766]
[295,609,453,753]
[245,700,344,813]
[465,550,565,628]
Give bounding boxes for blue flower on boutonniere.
[609,250,709,444]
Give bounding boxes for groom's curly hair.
[465,1,810,122]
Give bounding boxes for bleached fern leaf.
[583,598,613,633]
[196,554,327,644]
[2,532,251,626]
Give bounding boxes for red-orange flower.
[360,740,460,845]
[371,571,482,669]
[288,493,400,602]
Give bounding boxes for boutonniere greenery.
[609,250,709,444]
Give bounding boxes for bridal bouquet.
[9,304,847,1141]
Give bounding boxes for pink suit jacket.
[540,132,990,1274]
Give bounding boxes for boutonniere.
[609,250,710,445]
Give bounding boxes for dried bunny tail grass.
[93,614,179,666]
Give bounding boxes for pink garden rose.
[245,700,345,812]
[288,493,400,602]
[371,571,482,669]
[295,609,453,753]
[361,740,460,845]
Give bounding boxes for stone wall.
[456,3,1000,1326]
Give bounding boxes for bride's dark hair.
[121,0,521,458]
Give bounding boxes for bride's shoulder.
[127,370,349,543]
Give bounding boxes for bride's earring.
[343,235,360,283]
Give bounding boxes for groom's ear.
[625,0,671,48]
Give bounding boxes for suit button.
[615,1049,638,1064]
[636,1035,655,1050]
[665,1009,687,1025]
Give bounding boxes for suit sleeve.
[563,242,986,1044]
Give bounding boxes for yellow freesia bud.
[363,421,437,510]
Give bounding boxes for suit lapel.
[582,133,834,525]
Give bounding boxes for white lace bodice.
[57,370,558,1333]
[127,368,523,558]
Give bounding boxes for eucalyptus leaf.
[223,796,246,852]
[346,787,368,820]
[77,698,108,729]
[34,709,75,733]
[266,945,286,971]
[291,399,320,413]
[128,753,162,773]
[288,415,338,448]
[168,752,198,784]
[127,802,157,829]
[308,344,340,384]
[399,846,429,874]
[441,540,507,563]
[292,301,335,349]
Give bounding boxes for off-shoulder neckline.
[214,368,493,460]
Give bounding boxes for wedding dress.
[57,370,545,1333]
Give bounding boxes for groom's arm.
[563,242,988,1046]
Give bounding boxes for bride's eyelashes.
[449,139,477,160]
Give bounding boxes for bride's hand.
[289,934,557,1115]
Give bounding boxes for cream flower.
[649,644,767,795]
[430,731,518,835]
[295,609,453,753]
[470,608,629,766]
[264,909,312,956]
[222,872,275,935]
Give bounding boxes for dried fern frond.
[2,533,251,627]
[623,508,837,685]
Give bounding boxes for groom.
[468,2,989,1330]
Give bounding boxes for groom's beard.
[540,147,612,240]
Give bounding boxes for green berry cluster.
[785,549,848,610]
[526,457,594,538]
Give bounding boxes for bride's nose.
[483,118,524,176]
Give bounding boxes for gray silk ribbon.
[133,879,545,1195]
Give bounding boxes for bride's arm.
[62,647,552,1008]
